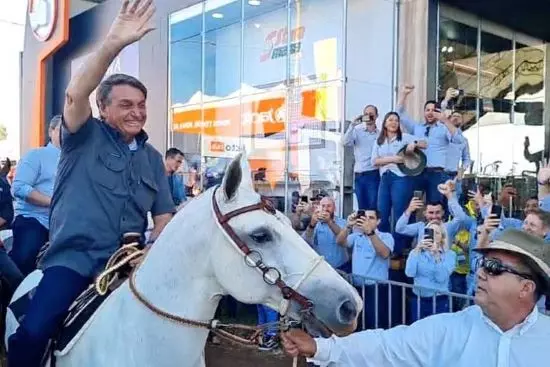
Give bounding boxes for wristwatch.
[366,231,375,237]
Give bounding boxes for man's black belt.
[424,167,444,172]
[355,170,378,176]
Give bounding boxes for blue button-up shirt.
[405,249,457,297]
[309,305,550,366]
[395,196,470,246]
[12,142,60,229]
[346,230,394,286]
[302,217,348,269]
[397,107,464,169]
[343,124,379,173]
[445,131,471,172]
[371,133,417,177]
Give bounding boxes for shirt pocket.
[96,151,125,191]
[135,174,159,213]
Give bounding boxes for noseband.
[211,187,332,337]
[127,187,333,346]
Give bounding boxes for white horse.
[5,153,362,367]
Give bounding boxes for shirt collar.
[45,142,60,151]
[481,305,539,336]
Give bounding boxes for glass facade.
[438,5,546,209]
[169,0,398,215]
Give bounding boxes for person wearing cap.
[397,85,465,212]
[281,229,550,366]
[343,105,380,211]
[9,115,61,276]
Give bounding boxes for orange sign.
[173,97,286,136]
[172,89,329,137]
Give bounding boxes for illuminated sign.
[28,0,57,42]
[260,26,305,62]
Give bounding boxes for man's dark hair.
[426,201,444,209]
[165,147,184,159]
[424,100,438,109]
[365,208,380,219]
[96,73,148,110]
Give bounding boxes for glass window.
[477,30,513,177]
[204,0,242,100]
[438,17,479,129]
[242,0,288,91]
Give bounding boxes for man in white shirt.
[282,229,550,366]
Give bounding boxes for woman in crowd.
[371,112,426,255]
[405,221,456,322]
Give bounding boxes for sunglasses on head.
[476,257,533,280]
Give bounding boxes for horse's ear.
[222,155,242,201]
[222,152,254,201]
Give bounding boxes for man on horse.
[7,1,173,366]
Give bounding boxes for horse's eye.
[249,230,272,244]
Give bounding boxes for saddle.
[8,233,146,365]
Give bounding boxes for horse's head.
[210,153,362,336]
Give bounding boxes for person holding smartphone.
[302,197,350,272]
[343,104,380,210]
[405,222,456,322]
[336,209,394,330]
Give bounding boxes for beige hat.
[474,229,550,294]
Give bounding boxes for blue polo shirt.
[346,230,394,286]
[41,116,175,278]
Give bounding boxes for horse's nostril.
[337,300,357,324]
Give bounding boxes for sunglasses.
[476,257,533,280]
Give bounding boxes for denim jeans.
[10,215,49,276]
[377,171,414,255]
[354,170,380,210]
[0,245,23,297]
[257,304,279,337]
[409,294,450,323]
[8,266,90,367]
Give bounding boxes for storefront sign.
[172,89,334,137]
[260,26,306,62]
[28,0,57,42]
[173,97,287,136]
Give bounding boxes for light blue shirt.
[371,133,417,177]
[405,249,457,297]
[445,132,471,172]
[302,217,348,269]
[397,107,464,169]
[346,230,394,286]
[395,196,470,246]
[12,143,60,229]
[343,124,379,173]
[309,305,550,367]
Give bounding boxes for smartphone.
[356,210,365,218]
[491,205,503,218]
[300,195,308,203]
[424,227,434,241]
[413,191,424,200]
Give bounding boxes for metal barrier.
[342,274,475,330]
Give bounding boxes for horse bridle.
[211,187,332,336]
[127,186,333,344]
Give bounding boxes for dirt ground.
[205,342,308,367]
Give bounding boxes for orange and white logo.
[28,0,57,42]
